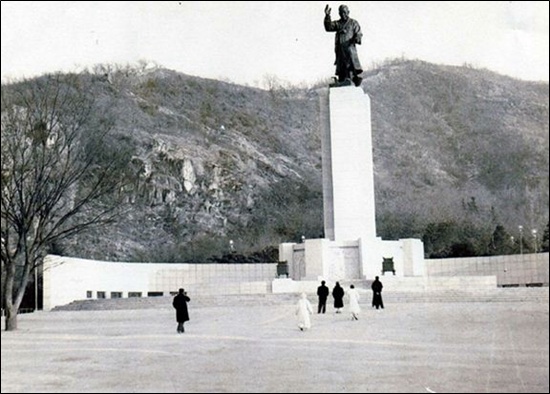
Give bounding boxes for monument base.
[279,237,424,282]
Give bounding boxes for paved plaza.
[1,299,549,393]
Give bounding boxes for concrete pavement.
[1,300,548,393]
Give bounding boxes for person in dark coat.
[371,276,384,309]
[172,288,190,333]
[317,280,330,314]
[332,281,345,313]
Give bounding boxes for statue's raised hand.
[325,4,331,16]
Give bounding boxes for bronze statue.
[324,4,364,87]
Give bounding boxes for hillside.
[365,61,549,246]
[2,60,548,260]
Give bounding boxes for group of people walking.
[296,277,384,331]
[314,281,360,317]
[296,282,354,331]
[172,277,384,334]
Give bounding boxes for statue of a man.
[324,4,364,87]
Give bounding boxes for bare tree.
[1,74,127,331]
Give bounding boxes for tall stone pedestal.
[279,86,424,282]
[320,87,376,241]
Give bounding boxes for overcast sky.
[1,1,549,86]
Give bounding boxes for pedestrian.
[317,280,330,313]
[371,276,384,309]
[332,281,345,313]
[172,288,190,333]
[348,284,361,321]
[296,292,313,331]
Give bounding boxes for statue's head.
[339,5,350,20]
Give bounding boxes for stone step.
[52,287,548,311]
[53,293,299,311]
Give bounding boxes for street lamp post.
[519,226,523,255]
[34,264,38,311]
[532,229,538,254]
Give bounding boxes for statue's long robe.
[324,16,363,78]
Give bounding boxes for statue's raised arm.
[324,4,364,87]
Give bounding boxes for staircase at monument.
[52,286,548,311]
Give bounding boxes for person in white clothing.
[296,292,314,331]
[348,284,361,320]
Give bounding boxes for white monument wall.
[43,255,277,310]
